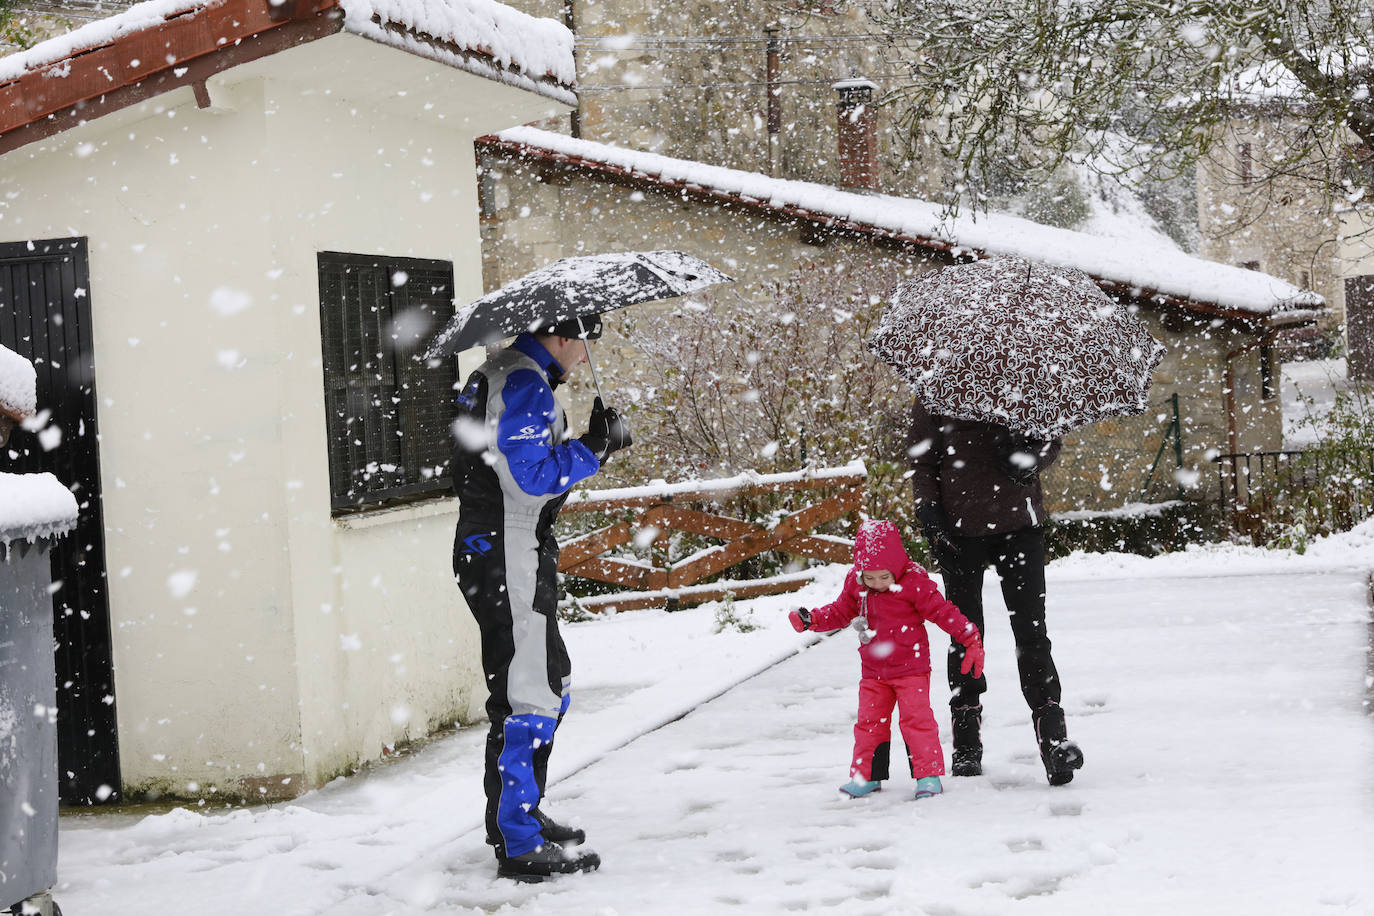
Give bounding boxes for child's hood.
[852,519,912,577]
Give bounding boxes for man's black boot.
[1033,704,1083,786]
[531,807,586,845]
[497,840,600,882]
[951,704,983,777]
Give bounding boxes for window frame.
[316,251,459,515]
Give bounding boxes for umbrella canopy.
[424,250,734,360]
[868,257,1167,439]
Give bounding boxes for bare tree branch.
[781,0,1374,215]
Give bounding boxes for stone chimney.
[834,78,879,192]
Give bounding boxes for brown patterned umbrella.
[868,257,1166,439]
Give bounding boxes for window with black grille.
[317,252,458,513]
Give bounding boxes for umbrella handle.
[583,339,605,403]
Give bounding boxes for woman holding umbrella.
[907,404,1084,785]
[870,255,1167,787]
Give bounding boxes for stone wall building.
[1196,112,1348,336]
[482,0,945,201]
[1195,87,1374,377]
[478,126,1322,515]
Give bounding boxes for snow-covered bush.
[711,594,758,634]
[602,260,920,549]
[1256,385,1374,546]
[1045,501,1222,559]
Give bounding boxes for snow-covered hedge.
[1045,500,1220,558]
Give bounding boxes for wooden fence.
[557,462,867,613]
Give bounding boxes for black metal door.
[0,237,120,804]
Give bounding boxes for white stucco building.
[0,0,573,802]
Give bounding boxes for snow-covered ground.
[1283,357,1354,448]
[53,523,1374,915]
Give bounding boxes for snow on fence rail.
[558,462,866,613]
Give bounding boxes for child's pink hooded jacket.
[808,519,981,680]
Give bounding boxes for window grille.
[316,252,458,513]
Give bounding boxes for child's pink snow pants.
[851,673,944,781]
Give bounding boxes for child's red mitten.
[959,640,986,678]
[788,608,811,632]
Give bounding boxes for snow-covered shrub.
[1045,500,1222,559]
[1255,385,1374,545]
[711,594,758,634]
[601,261,918,547]
[557,594,595,624]
[1265,510,1312,555]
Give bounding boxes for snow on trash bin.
[1,340,78,915]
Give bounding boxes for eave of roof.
[0,0,340,155]
[0,0,575,157]
[477,130,1324,333]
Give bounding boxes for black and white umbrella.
[426,247,731,360]
[868,257,1167,439]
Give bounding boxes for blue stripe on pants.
[496,713,559,857]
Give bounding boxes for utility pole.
[564,1,581,138]
[765,26,781,176]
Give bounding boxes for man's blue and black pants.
[456,513,570,859]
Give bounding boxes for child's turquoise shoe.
[839,777,882,798]
[914,776,943,800]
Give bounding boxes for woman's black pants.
[936,525,1062,717]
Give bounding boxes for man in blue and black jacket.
[451,313,630,882]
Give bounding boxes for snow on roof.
[0,343,36,422]
[0,472,79,545]
[0,0,575,125]
[0,0,203,85]
[1224,48,1371,104]
[492,126,1325,320]
[338,0,575,105]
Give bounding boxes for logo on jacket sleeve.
[462,533,495,555]
[508,424,550,442]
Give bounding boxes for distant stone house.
[1196,113,1347,330]
[476,125,1323,514]
[1195,62,1374,377]
[0,0,574,802]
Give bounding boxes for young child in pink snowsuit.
[789,519,985,799]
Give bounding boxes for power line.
[575,33,893,48]
[578,42,893,54]
[578,77,908,93]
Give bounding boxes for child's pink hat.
[852,519,911,574]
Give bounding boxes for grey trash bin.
[1,471,78,916]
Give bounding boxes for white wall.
[0,83,304,797]
[1339,208,1374,279]
[0,33,568,797]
